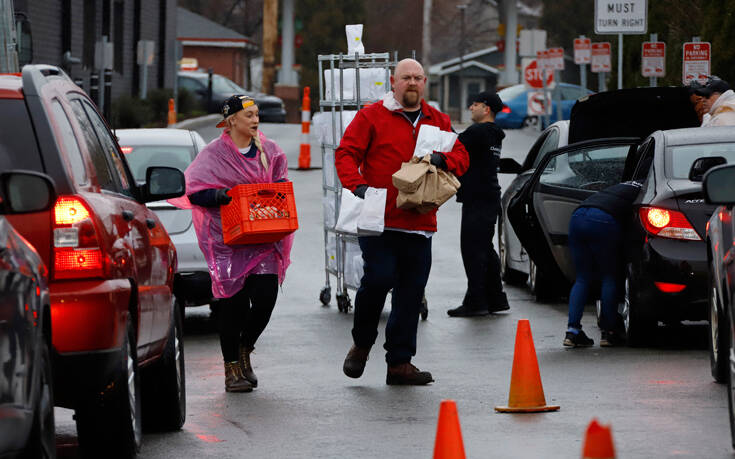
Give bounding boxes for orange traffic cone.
[581,419,616,459]
[167,98,176,126]
[495,319,560,413]
[433,400,466,459]
[298,86,311,169]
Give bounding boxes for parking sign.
[682,42,711,85]
[574,38,591,64]
[591,42,611,73]
[641,42,665,77]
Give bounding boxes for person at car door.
[564,180,643,348]
[695,76,735,127]
[172,95,293,393]
[447,91,510,317]
[686,80,709,124]
[335,59,469,385]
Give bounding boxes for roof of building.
[429,46,500,75]
[177,7,255,46]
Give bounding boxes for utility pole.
[262,0,278,94]
[457,5,467,91]
[503,0,518,85]
[279,0,297,86]
[422,0,432,69]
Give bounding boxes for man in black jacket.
[448,91,510,317]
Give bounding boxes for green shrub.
[111,95,153,129]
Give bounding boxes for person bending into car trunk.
[171,95,293,392]
[564,180,643,348]
[447,91,510,317]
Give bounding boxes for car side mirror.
[498,157,523,174]
[688,156,727,182]
[0,171,56,214]
[143,166,185,202]
[703,164,735,205]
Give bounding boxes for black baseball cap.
[471,91,504,114]
[216,94,256,128]
[694,76,731,97]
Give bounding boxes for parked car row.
[0,65,189,458]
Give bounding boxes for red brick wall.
[182,45,247,87]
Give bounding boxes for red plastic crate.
[220,182,298,245]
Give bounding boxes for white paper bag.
[412,124,458,158]
[345,24,365,55]
[437,130,458,152]
[335,188,363,234]
[357,187,386,235]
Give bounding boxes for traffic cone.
[433,400,466,459]
[581,419,616,459]
[495,319,560,413]
[298,86,311,169]
[167,98,176,126]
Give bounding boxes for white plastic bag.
[322,193,336,229]
[412,124,458,157]
[357,187,386,235]
[345,24,365,55]
[335,188,363,234]
[344,239,364,287]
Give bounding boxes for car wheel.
[23,338,55,459]
[521,116,538,128]
[528,260,555,302]
[710,270,728,383]
[142,301,186,431]
[76,318,142,458]
[498,214,528,286]
[622,264,657,347]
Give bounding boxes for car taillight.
[53,196,105,280]
[501,105,511,113]
[654,282,686,293]
[639,207,701,241]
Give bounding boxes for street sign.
[519,29,547,57]
[682,41,711,85]
[548,47,565,70]
[591,42,612,73]
[527,90,552,116]
[594,0,647,34]
[641,41,665,77]
[574,38,592,64]
[523,58,554,89]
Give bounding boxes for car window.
[632,139,655,182]
[122,145,195,181]
[540,144,630,191]
[50,99,88,185]
[0,100,44,172]
[178,76,203,93]
[497,85,526,102]
[532,128,560,169]
[79,100,133,195]
[666,142,735,178]
[69,100,117,192]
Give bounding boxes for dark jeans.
[567,207,622,332]
[217,274,278,362]
[353,230,432,366]
[460,197,505,309]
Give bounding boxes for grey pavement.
[54,122,731,458]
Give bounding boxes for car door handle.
[145,218,156,230]
[122,210,134,221]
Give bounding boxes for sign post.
[682,41,711,85]
[574,36,591,98]
[641,34,664,87]
[524,54,553,130]
[594,0,648,90]
[548,47,564,123]
[591,42,611,92]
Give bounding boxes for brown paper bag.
[392,156,431,192]
[396,169,428,209]
[432,169,461,207]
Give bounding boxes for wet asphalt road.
[52,123,732,458]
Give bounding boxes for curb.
[169,114,221,130]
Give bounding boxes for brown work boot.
[343,344,370,378]
[386,363,434,386]
[239,345,258,387]
[224,361,253,393]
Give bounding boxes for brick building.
[12,0,176,101]
[177,7,258,89]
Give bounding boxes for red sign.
[641,42,665,77]
[591,42,611,73]
[574,38,592,64]
[682,42,711,85]
[524,59,554,89]
[548,47,565,70]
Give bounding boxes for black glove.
[352,184,368,199]
[429,153,447,170]
[215,188,232,205]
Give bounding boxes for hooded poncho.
[170,130,293,298]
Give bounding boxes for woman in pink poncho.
[174,95,293,393]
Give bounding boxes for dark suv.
[0,65,187,457]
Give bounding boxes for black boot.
[447,304,490,317]
[343,345,370,378]
[386,363,434,385]
[239,345,258,387]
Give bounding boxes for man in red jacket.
[336,58,469,385]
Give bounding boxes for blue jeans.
[353,231,432,365]
[567,207,622,332]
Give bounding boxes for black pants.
[353,231,432,365]
[460,198,506,309]
[217,274,278,362]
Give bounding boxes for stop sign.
[523,59,554,89]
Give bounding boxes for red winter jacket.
[335,98,469,232]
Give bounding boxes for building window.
[83,0,97,68]
[114,1,124,73]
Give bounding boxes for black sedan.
[703,164,735,448]
[0,171,56,457]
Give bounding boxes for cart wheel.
[319,287,331,306]
[336,293,352,313]
[420,297,428,321]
